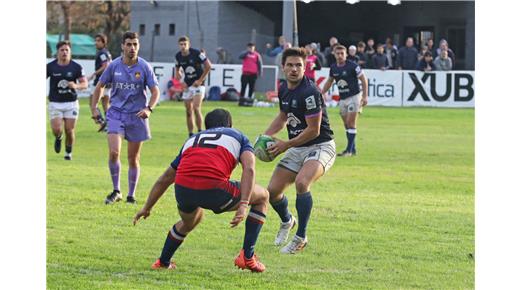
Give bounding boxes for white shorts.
[48,101,79,120]
[182,85,206,100]
[277,140,336,173]
[339,92,362,115]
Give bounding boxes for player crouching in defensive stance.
[133,109,268,272]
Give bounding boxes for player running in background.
[321,45,368,157]
[175,36,212,137]
[47,40,88,160]
[134,109,268,272]
[88,33,112,130]
[91,31,160,205]
[263,48,336,254]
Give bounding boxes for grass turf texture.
[47,99,474,289]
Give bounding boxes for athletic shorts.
[175,180,241,214]
[339,92,362,115]
[48,101,79,120]
[277,140,336,173]
[106,107,151,142]
[182,85,206,100]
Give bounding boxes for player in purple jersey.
[88,33,112,131]
[321,45,368,157]
[46,40,88,160]
[263,48,336,254]
[175,36,212,137]
[91,31,160,205]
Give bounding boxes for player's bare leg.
[63,118,77,160]
[153,208,204,270]
[281,160,324,254]
[267,166,297,245]
[184,99,194,136]
[51,118,63,153]
[126,141,143,203]
[231,184,268,272]
[192,94,204,132]
[105,133,122,204]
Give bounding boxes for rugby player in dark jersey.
[321,45,368,156]
[47,40,88,160]
[89,33,112,130]
[263,48,336,254]
[175,36,212,137]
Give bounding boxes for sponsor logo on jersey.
[52,73,61,77]
[305,96,317,110]
[291,99,298,108]
[58,79,69,89]
[115,72,122,76]
[66,72,73,77]
[287,113,301,128]
[135,71,141,79]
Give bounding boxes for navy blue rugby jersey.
[175,48,207,86]
[278,76,334,147]
[94,48,112,85]
[47,59,85,102]
[329,60,363,99]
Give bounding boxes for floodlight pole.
[293,0,299,47]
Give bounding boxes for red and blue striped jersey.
[171,127,253,189]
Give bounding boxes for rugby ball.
[253,135,276,162]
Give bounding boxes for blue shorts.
[174,180,241,214]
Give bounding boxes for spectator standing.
[266,35,286,57]
[347,45,360,64]
[275,42,292,89]
[356,41,368,68]
[371,44,389,70]
[238,43,263,99]
[416,51,436,71]
[304,43,322,82]
[384,37,398,69]
[365,38,376,68]
[436,39,456,67]
[398,37,419,70]
[324,36,338,67]
[426,38,435,57]
[311,42,326,68]
[433,49,453,71]
[418,45,429,61]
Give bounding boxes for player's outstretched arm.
[133,166,176,225]
[230,151,256,228]
[264,111,288,136]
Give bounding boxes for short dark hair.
[334,45,347,52]
[376,43,384,49]
[205,109,232,129]
[178,36,190,43]
[357,41,366,48]
[122,31,139,43]
[95,33,107,44]
[424,51,432,57]
[281,47,307,65]
[247,42,255,47]
[56,40,71,50]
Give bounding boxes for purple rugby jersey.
[99,56,158,113]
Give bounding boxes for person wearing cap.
[238,42,263,99]
[416,51,436,71]
[347,45,360,64]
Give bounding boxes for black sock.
[295,192,313,238]
[243,209,266,259]
[159,225,186,266]
[270,195,291,223]
[65,145,72,154]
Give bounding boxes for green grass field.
[47,100,474,289]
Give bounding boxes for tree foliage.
[47,1,131,57]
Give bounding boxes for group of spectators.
[261,35,456,72]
